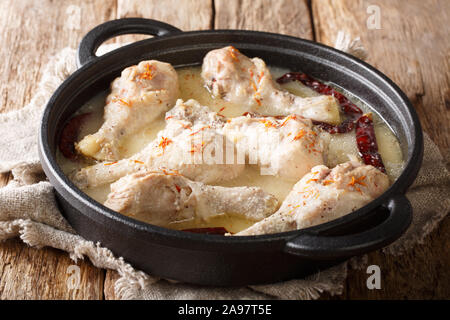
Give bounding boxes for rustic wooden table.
[0,0,448,299]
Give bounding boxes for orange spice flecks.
[104,161,118,166]
[253,94,262,106]
[189,125,211,136]
[280,115,297,127]
[249,75,262,106]
[298,189,314,199]
[181,123,192,130]
[357,176,367,186]
[259,119,276,129]
[140,63,155,80]
[287,205,301,214]
[161,168,180,176]
[229,46,240,61]
[217,106,226,117]
[306,178,318,184]
[348,176,356,187]
[348,175,367,188]
[292,129,306,141]
[322,179,335,186]
[112,98,132,108]
[190,141,205,154]
[158,136,173,152]
[258,71,265,84]
[133,160,144,164]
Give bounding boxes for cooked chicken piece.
[104,170,279,226]
[76,60,179,161]
[72,99,244,189]
[235,161,389,235]
[223,113,326,180]
[201,46,341,124]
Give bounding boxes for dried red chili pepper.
[276,72,363,133]
[277,72,386,173]
[355,113,386,173]
[182,227,230,235]
[59,113,91,160]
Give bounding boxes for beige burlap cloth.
[0,42,448,300]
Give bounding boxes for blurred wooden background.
[0,0,448,299]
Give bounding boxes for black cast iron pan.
[38,18,423,286]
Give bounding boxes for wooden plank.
[0,0,117,300]
[115,0,212,43]
[0,0,117,113]
[103,0,213,48]
[312,0,449,158]
[104,270,120,300]
[215,0,313,39]
[312,0,450,299]
[0,239,104,299]
[117,0,212,30]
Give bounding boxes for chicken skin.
[223,113,326,180]
[76,60,179,161]
[72,99,244,189]
[201,46,341,124]
[104,170,279,226]
[235,161,389,235]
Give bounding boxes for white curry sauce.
[57,66,405,233]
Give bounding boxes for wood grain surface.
[214,0,313,39]
[0,0,448,299]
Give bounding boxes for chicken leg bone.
[76,60,179,161]
[104,170,279,226]
[201,46,341,124]
[235,160,389,235]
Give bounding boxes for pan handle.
[284,194,412,259]
[77,18,182,67]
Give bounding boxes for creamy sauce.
[57,66,405,232]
